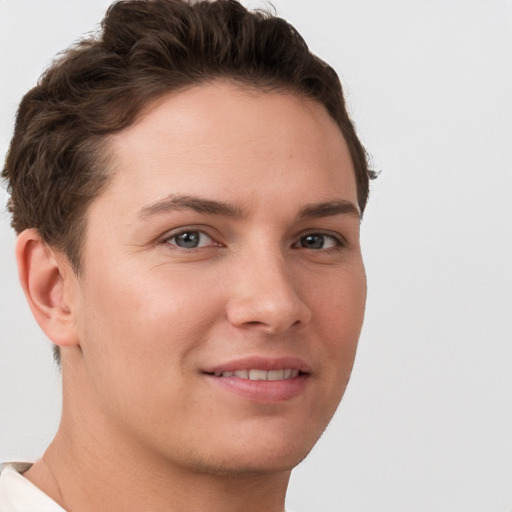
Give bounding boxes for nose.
[225,248,312,334]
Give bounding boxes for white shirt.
[0,463,65,512]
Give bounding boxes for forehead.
[98,81,357,215]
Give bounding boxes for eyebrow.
[137,194,245,219]
[298,200,361,220]
[137,194,360,221]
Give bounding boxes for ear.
[16,229,80,348]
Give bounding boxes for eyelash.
[162,228,346,251]
[163,229,219,250]
[293,232,345,251]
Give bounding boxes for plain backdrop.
[1,1,511,511]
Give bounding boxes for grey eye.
[297,234,338,249]
[168,231,213,249]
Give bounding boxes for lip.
[202,356,311,403]
[203,356,312,375]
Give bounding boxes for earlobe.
[16,229,80,348]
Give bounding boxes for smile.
[213,369,300,380]
[204,358,311,403]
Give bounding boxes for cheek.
[312,261,366,326]
[77,260,225,368]
[74,263,222,423]
[310,264,366,372]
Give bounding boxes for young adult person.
[0,1,372,510]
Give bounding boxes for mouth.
[202,357,311,403]
[209,368,302,380]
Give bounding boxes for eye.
[295,233,341,250]
[165,230,216,249]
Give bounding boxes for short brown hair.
[3,0,371,270]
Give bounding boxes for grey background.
[1,0,511,510]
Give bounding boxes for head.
[3,0,371,477]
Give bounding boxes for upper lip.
[203,356,312,375]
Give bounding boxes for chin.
[186,448,311,477]
[179,423,327,477]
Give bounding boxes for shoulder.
[0,463,65,512]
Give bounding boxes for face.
[68,82,366,475]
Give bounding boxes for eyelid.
[293,230,347,249]
[160,226,222,249]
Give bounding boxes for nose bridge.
[226,241,311,333]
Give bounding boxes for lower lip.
[204,374,309,403]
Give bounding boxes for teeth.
[216,369,300,380]
[267,370,284,380]
[249,369,268,380]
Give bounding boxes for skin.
[17,81,367,512]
